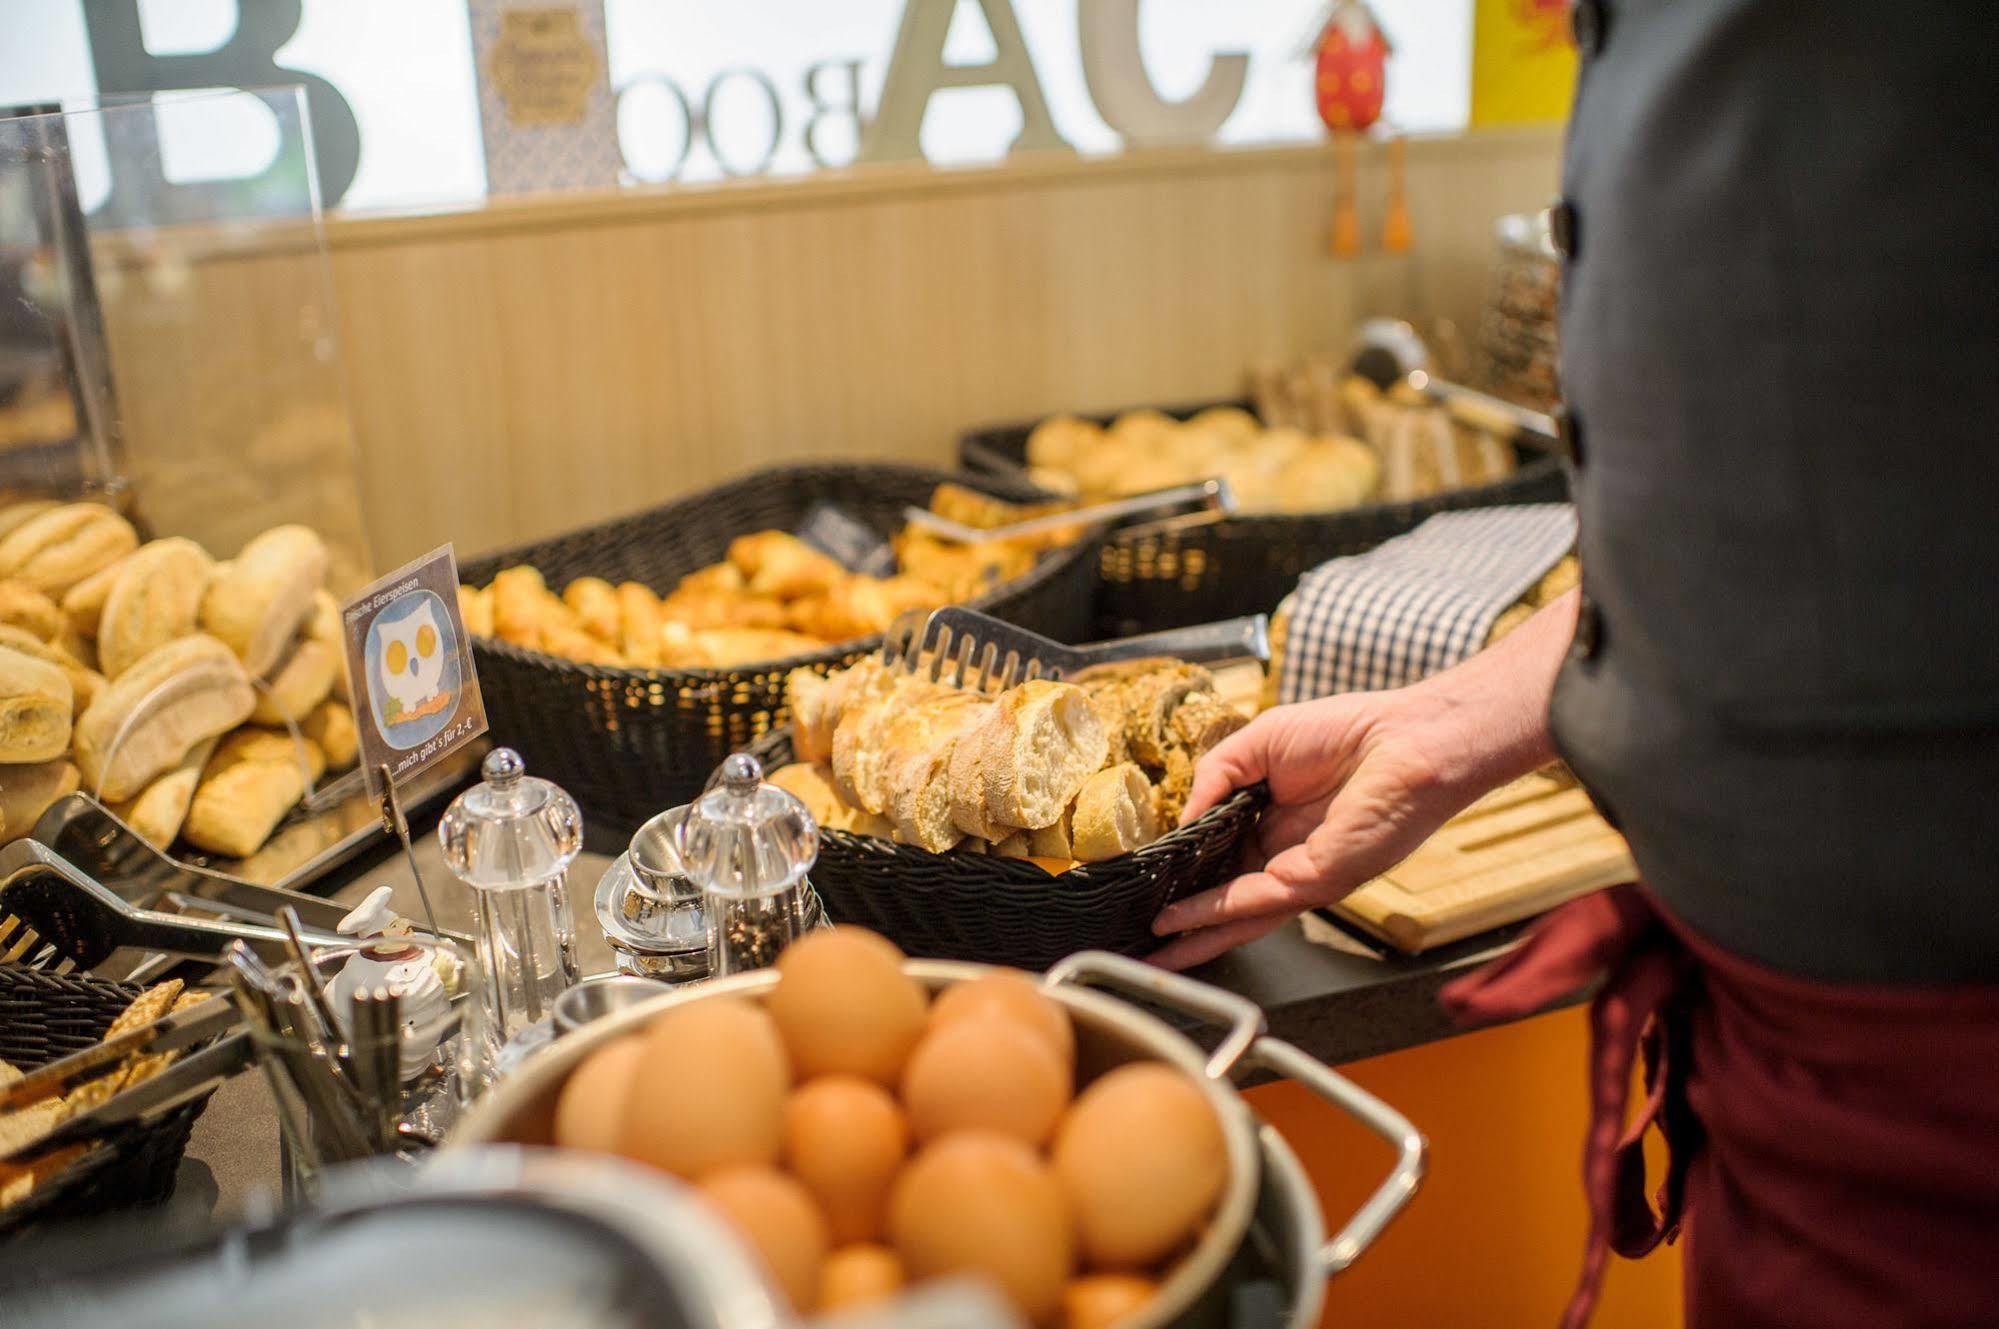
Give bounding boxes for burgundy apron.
[1441,884,1999,1329]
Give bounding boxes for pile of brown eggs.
[551,927,1228,1327]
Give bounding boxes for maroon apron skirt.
[1441,885,1999,1329]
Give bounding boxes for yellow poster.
[1470,0,1578,128]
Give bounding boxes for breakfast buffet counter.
[173,815,1556,1222]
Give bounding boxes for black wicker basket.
[458,463,1098,827]
[957,399,1571,636]
[0,966,214,1241]
[749,730,1267,971]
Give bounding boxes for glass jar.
[680,753,819,977]
[437,747,582,1071]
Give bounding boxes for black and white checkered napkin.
[1278,504,1577,703]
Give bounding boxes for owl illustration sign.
[341,545,488,796]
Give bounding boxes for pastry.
[0,581,63,641]
[727,531,843,601]
[1071,763,1159,863]
[0,647,73,763]
[563,576,621,642]
[199,525,328,676]
[183,733,326,858]
[1,758,78,839]
[97,536,214,678]
[616,582,664,666]
[73,634,256,802]
[0,625,103,713]
[491,565,566,647]
[109,738,214,849]
[0,503,139,597]
[206,726,327,784]
[249,638,341,726]
[951,680,1107,836]
[457,584,494,638]
[302,700,358,769]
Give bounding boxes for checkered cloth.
[1278,504,1577,703]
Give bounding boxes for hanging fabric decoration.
[1308,1,1394,258]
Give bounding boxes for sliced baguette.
[1071,763,1160,863]
[883,693,992,852]
[969,680,1108,833]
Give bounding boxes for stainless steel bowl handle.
[1044,950,1266,1080]
[1242,1037,1426,1275]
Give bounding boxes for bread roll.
[304,588,342,646]
[207,726,328,785]
[183,742,318,858]
[952,680,1107,836]
[1,758,78,839]
[250,638,341,726]
[73,634,255,801]
[457,584,494,637]
[1168,692,1247,756]
[302,700,358,769]
[616,582,663,666]
[0,504,139,597]
[199,526,327,676]
[109,737,215,850]
[1071,764,1159,862]
[58,558,125,638]
[563,576,620,642]
[98,537,215,679]
[0,500,59,542]
[0,581,62,642]
[0,625,103,713]
[0,647,72,763]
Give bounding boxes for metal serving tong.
[31,793,350,931]
[0,993,239,1114]
[882,606,1270,693]
[0,840,351,973]
[7,1028,256,1162]
[899,478,1237,545]
[1347,316,1558,445]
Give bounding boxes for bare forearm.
[1397,586,1577,795]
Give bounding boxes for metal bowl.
[453,952,1423,1329]
[553,975,672,1036]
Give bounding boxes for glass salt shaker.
[437,747,582,1072]
[681,753,820,977]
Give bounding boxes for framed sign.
[341,545,488,795]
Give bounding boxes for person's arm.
[1150,588,1579,969]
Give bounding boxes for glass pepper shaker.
[680,753,819,977]
[437,747,582,1071]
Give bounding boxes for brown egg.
[1062,1274,1158,1329]
[1052,1064,1227,1268]
[902,1013,1071,1147]
[783,1075,909,1242]
[890,1131,1074,1325]
[817,1243,906,1312]
[699,1166,831,1312]
[622,997,791,1178]
[766,927,928,1086]
[930,971,1075,1067]
[553,1036,644,1154]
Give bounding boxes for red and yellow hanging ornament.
[1308,1,1407,257]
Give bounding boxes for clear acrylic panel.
[0,87,372,591]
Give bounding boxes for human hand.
[1148,591,1578,969]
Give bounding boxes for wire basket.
[748,729,1267,971]
[457,463,1097,827]
[956,399,1570,636]
[0,966,216,1241]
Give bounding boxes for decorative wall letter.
[1077,0,1248,147]
[859,0,1074,164]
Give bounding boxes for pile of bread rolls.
[460,486,1082,671]
[1023,406,1380,515]
[0,500,358,856]
[776,657,1247,870]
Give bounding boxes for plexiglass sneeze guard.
[0,87,371,591]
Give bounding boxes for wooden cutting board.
[1331,772,1635,953]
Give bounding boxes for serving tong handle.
[900,478,1236,545]
[1046,951,1425,1275]
[883,606,1268,693]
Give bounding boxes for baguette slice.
[0,647,73,764]
[882,693,992,852]
[968,680,1108,833]
[1071,763,1160,863]
[73,634,256,801]
[1,758,78,840]
[1027,806,1074,859]
[98,537,215,678]
[199,526,327,676]
[790,658,892,766]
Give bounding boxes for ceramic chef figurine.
[327,885,455,1080]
